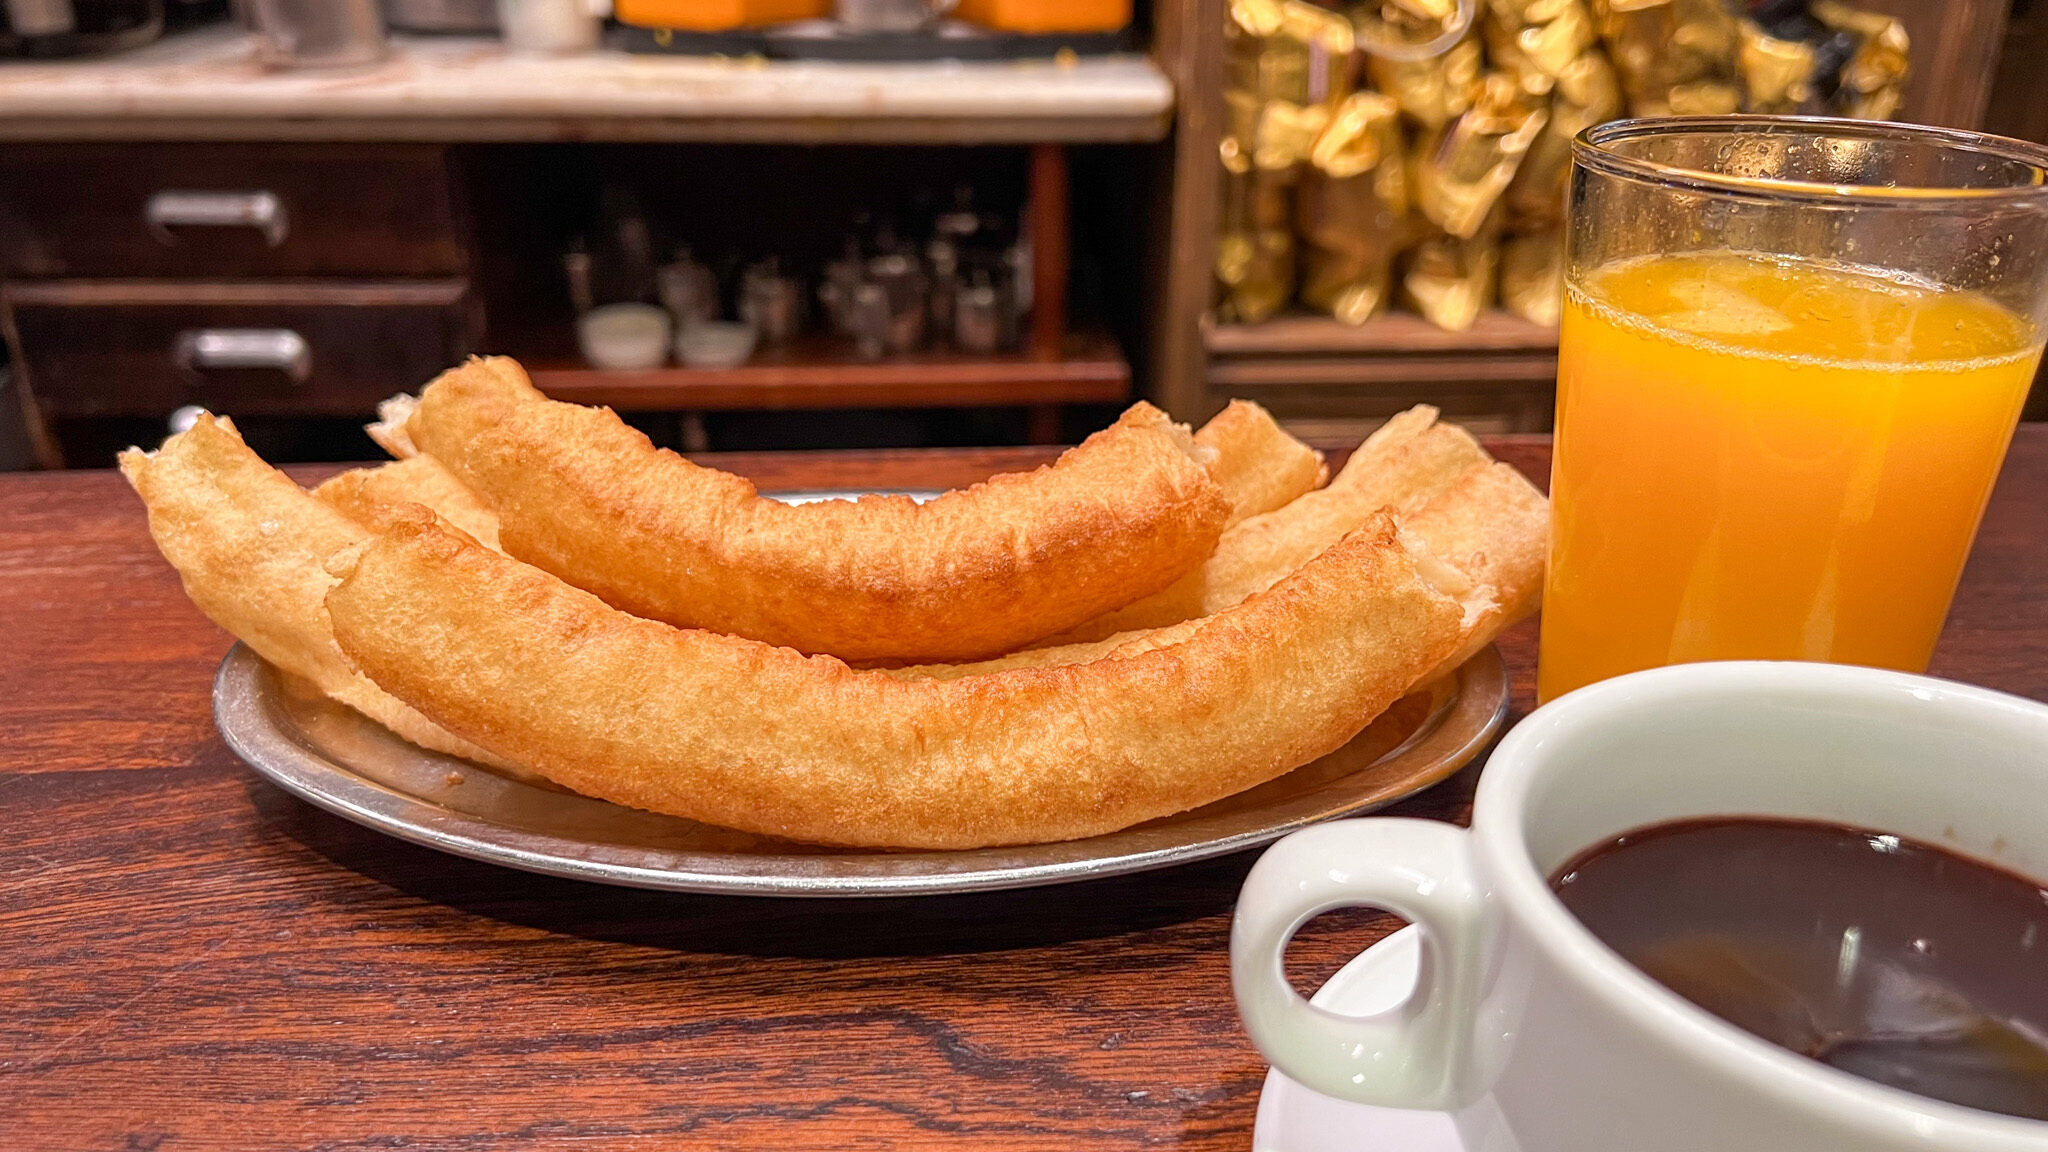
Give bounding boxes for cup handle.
[1231,818,1486,1110]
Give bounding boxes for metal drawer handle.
[145,190,289,247]
[174,329,313,384]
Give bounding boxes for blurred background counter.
[0,25,1174,465]
[0,25,1171,139]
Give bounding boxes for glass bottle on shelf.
[740,257,805,346]
[955,269,1012,354]
[820,236,865,336]
[926,234,960,345]
[849,282,890,361]
[867,253,928,354]
[659,245,720,331]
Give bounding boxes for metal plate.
[215,645,1507,897]
[211,486,1508,896]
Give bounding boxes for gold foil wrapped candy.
[1298,92,1411,324]
[1813,0,1907,120]
[1221,0,1356,202]
[1736,19,1818,114]
[1255,99,1337,169]
[1414,71,1549,240]
[1226,0,1357,116]
[1367,32,1482,129]
[1352,0,1466,57]
[1504,49,1621,227]
[1733,1,1908,119]
[1484,0,1621,230]
[1216,0,1908,333]
[1485,0,1596,82]
[1218,0,1357,322]
[1592,0,1741,116]
[1217,166,1299,325]
[1402,216,1499,331]
[1499,227,1565,325]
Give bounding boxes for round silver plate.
[210,488,1508,896]
[215,645,1507,897]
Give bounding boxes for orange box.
[615,0,825,31]
[954,0,1128,33]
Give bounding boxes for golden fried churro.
[118,416,512,770]
[326,510,1477,849]
[361,378,1296,559]
[1408,460,1548,632]
[314,454,501,550]
[1194,399,1327,526]
[1041,405,1531,644]
[886,407,1547,684]
[403,359,1232,662]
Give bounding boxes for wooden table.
[5,430,2044,1150]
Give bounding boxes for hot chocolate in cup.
[1231,661,2048,1152]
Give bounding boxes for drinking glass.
[1539,117,2048,702]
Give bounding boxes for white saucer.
[1250,926,1467,1151]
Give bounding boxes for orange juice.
[1539,251,2042,702]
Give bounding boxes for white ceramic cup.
[1232,661,2048,1152]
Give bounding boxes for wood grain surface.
[3,430,2044,1151]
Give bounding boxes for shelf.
[521,328,1130,411]
[1200,310,1558,433]
[0,26,1174,144]
[1205,310,1560,391]
[1205,310,1558,356]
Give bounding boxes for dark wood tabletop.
[4,428,2044,1152]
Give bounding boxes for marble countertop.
[0,25,1174,142]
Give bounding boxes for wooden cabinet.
[10,281,473,418]
[0,143,465,280]
[0,141,474,459]
[2,136,1135,459]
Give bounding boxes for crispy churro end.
[116,446,150,484]
[368,394,421,459]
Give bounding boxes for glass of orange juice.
[1540,117,2048,702]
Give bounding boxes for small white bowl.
[578,303,671,371]
[676,320,758,369]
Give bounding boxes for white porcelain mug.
[1232,661,2048,1152]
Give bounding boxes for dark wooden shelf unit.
[1207,309,1555,355]
[1205,310,1558,386]
[474,141,1119,444]
[521,329,1130,412]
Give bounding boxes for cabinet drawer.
[0,144,465,279]
[12,282,475,419]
